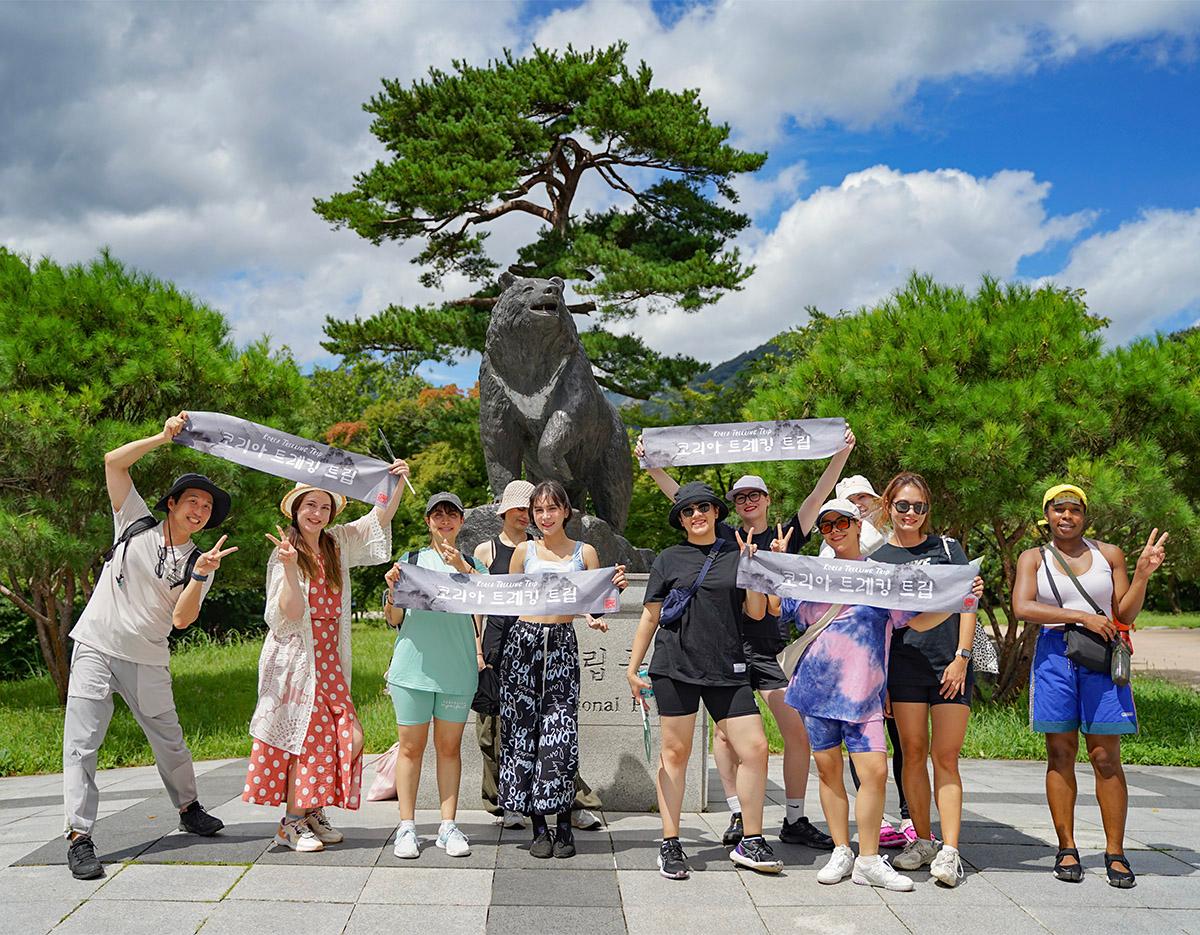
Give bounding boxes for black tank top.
[488,534,527,576]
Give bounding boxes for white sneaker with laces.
[274,817,324,853]
[393,825,420,859]
[501,810,526,830]
[306,808,344,845]
[570,808,603,830]
[817,845,855,884]
[436,823,471,857]
[852,853,914,891]
[930,845,965,887]
[893,836,939,870]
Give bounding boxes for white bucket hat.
[835,475,879,501]
[496,480,535,515]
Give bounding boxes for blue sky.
[2,0,1198,384]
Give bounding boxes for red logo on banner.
[604,596,618,612]
[963,596,978,609]
[376,492,389,505]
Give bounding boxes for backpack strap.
[103,516,160,588]
[406,550,421,565]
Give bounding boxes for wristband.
[190,571,209,582]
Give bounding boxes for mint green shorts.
[388,683,473,725]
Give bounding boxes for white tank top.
[1036,539,1113,626]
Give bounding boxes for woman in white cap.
[635,428,855,850]
[818,475,886,558]
[383,490,489,859]
[245,457,409,852]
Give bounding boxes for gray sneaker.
[893,837,939,870]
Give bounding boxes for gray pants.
[63,644,198,836]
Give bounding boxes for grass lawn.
[3,623,1200,776]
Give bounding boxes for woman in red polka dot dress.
[244,464,408,852]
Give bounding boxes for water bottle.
[637,663,654,698]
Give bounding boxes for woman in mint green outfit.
[382,491,487,859]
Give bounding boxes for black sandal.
[1053,847,1083,882]
[1104,852,1136,888]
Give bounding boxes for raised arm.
[372,458,411,526]
[104,412,187,512]
[1113,531,1168,626]
[635,435,679,501]
[795,425,856,535]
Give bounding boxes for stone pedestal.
[406,575,710,811]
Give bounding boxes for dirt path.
[1131,627,1200,689]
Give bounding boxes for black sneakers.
[731,835,784,873]
[779,816,835,850]
[67,835,104,880]
[178,801,224,836]
[553,831,576,859]
[722,811,744,846]
[658,837,690,880]
[530,830,555,859]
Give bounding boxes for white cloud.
[1048,208,1200,343]
[623,165,1094,360]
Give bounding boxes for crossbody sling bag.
[776,602,845,679]
[1040,545,1132,686]
[658,539,725,628]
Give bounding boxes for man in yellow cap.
[1013,483,1169,890]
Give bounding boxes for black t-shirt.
[645,539,748,687]
[872,535,971,687]
[717,514,811,645]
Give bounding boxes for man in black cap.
[63,412,238,880]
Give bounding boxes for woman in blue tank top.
[498,480,627,859]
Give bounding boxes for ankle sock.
[726,795,741,813]
[439,819,455,835]
[399,819,416,833]
[785,798,805,822]
[284,812,305,825]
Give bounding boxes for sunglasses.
[817,515,854,535]
[680,502,715,519]
[732,490,765,506]
[893,500,930,515]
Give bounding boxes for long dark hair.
[287,491,342,591]
[528,480,574,528]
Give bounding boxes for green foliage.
[0,248,309,700]
[744,274,1199,698]
[314,42,766,399]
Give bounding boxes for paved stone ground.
[3,755,1200,935]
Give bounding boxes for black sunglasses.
[680,502,715,518]
[817,515,854,535]
[893,500,930,515]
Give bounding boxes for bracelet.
[190,571,209,582]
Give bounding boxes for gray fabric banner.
[737,550,981,614]
[391,564,621,617]
[173,411,397,507]
[639,418,846,468]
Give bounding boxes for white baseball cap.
[727,475,770,500]
[817,498,861,522]
[836,475,878,500]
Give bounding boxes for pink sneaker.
[878,821,907,848]
[899,820,919,845]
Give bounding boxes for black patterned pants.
[498,620,580,816]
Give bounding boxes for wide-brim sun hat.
[280,482,348,519]
[496,480,535,515]
[727,474,770,500]
[816,497,860,523]
[1043,483,1088,511]
[836,475,879,500]
[669,481,729,530]
[154,473,231,529]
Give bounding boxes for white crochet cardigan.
[249,510,390,754]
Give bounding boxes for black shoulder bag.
[659,540,725,629]
[1040,545,1131,685]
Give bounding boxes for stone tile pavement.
[2,755,1200,934]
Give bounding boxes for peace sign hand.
[194,534,238,575]
[1136,528,1169,578]
[734,529,757,559]
[264,526,297,566]
[771,523,793,553]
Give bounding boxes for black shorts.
[651,676,759,722]
[744,639,789,692]
[889,673,974,707]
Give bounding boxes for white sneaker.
[817,844,855,884]
[306,808,344,845]
[436,823,471,857]
[930,845,965,887]
[570,808,603,830]
[393,825,420,859]
[893,837,939,870]
[274,817,324,852]
[852,853,914,891]
[501,810,526,830]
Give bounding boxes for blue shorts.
[803,714,886,753]
[388,683,473,726]
[1030,628,1137,735]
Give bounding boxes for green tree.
[0,249,309,702]
[314,42,766,399]
[745,275,1198,699]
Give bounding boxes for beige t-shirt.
[71,485,213,666]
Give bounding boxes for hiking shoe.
[817,844,855,884]
[930,845,965,887]
[779,816,835,850]
[530,830,554,859]
[571,808,603,830]
[501,810,526,830]
[66,835,104,880]
[658,838,690,880]
[393,825,419,859]
[274,817,324,853]
[553,832,576,859]
[852,853,913,891]
[894,836,939,870]
[731,835,783,873]
[307,808,344,845]
[436,823,471,857]
[178,801,224,836]
[722,811,744,846]
[878,820,907,848]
